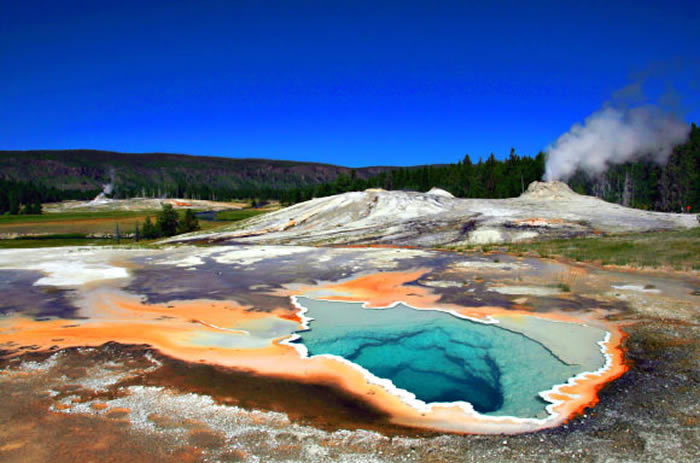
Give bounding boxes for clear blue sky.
[1,0,698,166]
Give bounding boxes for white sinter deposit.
[43,197,245,213]
[168,182,697,247]
[0,247,157,287]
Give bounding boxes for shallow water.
[0,270,79,319]
[292,297,606,418]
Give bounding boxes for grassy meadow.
[0,207,271,247]
[452,228,700,271]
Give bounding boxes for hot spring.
[290,296,607,419]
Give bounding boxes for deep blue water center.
[292,297,587,418]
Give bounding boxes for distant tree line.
[2,123,697,214]
[276,150,547,204]
[0,178,98,215]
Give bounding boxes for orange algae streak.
[290,269,594,325]
[277,312,302,323]
[0,290,290,361]
[551,328,629,422]
[303,269,441,309]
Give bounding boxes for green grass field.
[0,207,270,247]
[0,211,154,236]
[0,236,153,249]
[211,209,270,221]
[0,210,150,224]
[490,228,700,271]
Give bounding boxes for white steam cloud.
[102,167,116,196]
[544,105,690,182]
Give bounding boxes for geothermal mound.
[183,188,461,246]
[426,187,455,198]
[171,183,697,247]
[521,181,580,200]
[44,197,245,212]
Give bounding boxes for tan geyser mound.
[427,187,455,198]
[521,181,579,200]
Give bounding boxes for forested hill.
[1,123,698,214]
[0,149,399,199]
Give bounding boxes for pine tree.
[177,209,200,234]
[9,192,19,215]
[32,199,42,215]
[156,203,179,237]
[142,216,158,239]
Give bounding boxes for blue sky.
[1,0,698,166]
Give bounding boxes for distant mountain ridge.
[0,149,403,198]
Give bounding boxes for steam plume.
[544,105,690,182]
[102,167,116,196]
